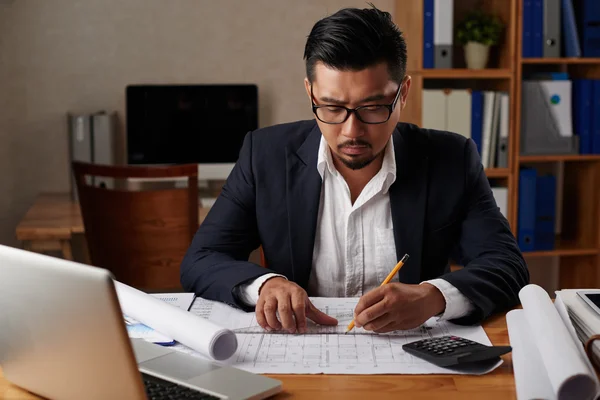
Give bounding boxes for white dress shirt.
[237,136,475,321]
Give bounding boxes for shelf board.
[521,57,600,64]
[410,69,512,79]
[523,240,599,258]
[485,168,510,177]
[520,154,600,163]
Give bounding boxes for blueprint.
[180,297,503,375]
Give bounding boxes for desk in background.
[0,311,515,399]
[15,192,210,262]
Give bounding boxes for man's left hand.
[353,283,446,333]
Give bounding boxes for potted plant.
[456,10,504,69]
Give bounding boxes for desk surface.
[0,312,514,400]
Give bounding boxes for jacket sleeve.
[180,131,276,310]
[441,138,530,324]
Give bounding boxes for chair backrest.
[72,161,198,291]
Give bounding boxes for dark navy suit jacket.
[180,120,529,324]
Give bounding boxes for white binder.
[421,89,447,131]
[433,0,454,68]
[447,89,472,139]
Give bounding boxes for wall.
[0,0,395,247]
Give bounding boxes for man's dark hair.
[303,4,407,84]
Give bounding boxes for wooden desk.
[0,312,514,399]
[15,192,210,261]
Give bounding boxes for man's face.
[305,62,410,170]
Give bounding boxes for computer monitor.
[126,84,258,180]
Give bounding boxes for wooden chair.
[72,161,199,291]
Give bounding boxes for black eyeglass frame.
[310,81,404,125]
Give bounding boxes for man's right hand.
[256,277,338,333]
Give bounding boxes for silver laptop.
[0,244,282,400]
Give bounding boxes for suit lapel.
[286,124,322,289]
[389,127,429,284]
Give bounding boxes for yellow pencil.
[345,253,410,334]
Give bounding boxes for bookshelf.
[520,154,600,162]
[522,58,600,64]
[394,0,600,289]
[418,69,513,79]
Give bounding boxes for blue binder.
[592,80,600,154]
[562,0,582,57]
[423,0,434,68]
[523,0,533,57]
[532,0,544,57]
[534,175,557,251]
[574,0,600,57]
[573,79,592,154]
[470,91,483,155]
[518,168,537,252]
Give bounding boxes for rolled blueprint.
[114,281,237,361]
[508,284,599,400]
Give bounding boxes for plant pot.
[464,41,490,69]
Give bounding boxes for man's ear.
[400,75,412,111]
[304,78,312,102]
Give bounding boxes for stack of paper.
[506,284,600,400]
[556,289,600,368]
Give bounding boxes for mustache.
[338,140,371,149]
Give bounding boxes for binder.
[520,81,579,155]
[470,91,483,155]
[561,0,582,57]
[591,80,600,154]
[532,0,544,57]
[480,91,496,168]
[535,174,557,251]
[542,80,573,138]
[421,89,447,131]
[91,111,117,189]
[491,187,509,219]
[518,168,537,252]
[529,72,569,80]
[573,79,592,154]
[574,0,600,57]
[68,114,92,164]
[488,92,501,168]
[423,0,434,68]
[68,113,92,200]
[497,93,510,168]
[522,0,533,57]
[543,0,561,57]
[446,90,471,139]
[433,0,453,68]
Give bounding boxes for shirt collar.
[316,135,397,194]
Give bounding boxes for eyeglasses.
[311,82,403,125]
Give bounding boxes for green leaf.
[455,10,504,46]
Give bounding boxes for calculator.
[402,335,512,367]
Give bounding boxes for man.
[181,6,529,334]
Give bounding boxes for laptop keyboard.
[142,372,220,400]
